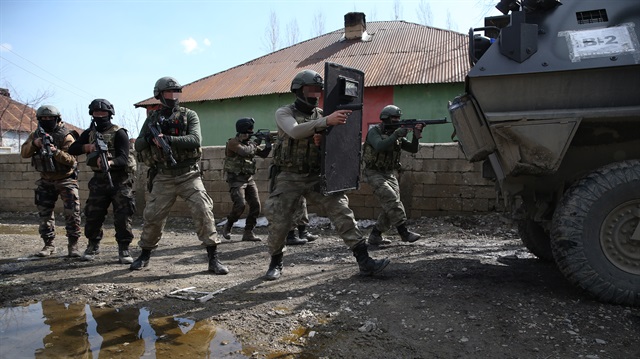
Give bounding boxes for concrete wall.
[0,143,500,220]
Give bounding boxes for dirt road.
[0,212,637,358]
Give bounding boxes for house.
[0,88,83,153]
[135,13,470,146]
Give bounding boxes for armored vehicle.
[449,0,639,306]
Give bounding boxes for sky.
[1,0,500,136]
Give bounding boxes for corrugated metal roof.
[136,20,469,107]
[0,94,38,132]
[0,94,83,134]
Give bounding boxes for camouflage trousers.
[293,196,309,226]
[362,168,407,232]
[84,172,135,244]
[34,177,81,243]
[226,173,261,230]
[138,170,221,250]
[264,171,363,256]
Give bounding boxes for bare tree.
[118,107,144,138]
[285,19,300,47]
[446,9,457,31]
[417,0,433,26]
[0,85,52,150]
[312,11,325,37]
[393,0,402,20]
[368,8,377,21]
[263,10,280,53]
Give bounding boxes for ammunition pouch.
[156,164,198,177]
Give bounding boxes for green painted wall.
[188,93,295,146]
[394,83,464,143]
[189,82,464,146]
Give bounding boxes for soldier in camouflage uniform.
[285,196,318,245]
[362,105,422,245]
[20,105,81,257]
[130,76,228,275]
[263,69,390,280]
[221,117,271,241]
[68,99,137,264]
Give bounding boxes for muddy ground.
[0,211,638,359]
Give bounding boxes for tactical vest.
[137,107,202,169]
[87,124,137,173]
[362,125,402,172]
[223,138,257,175]
[31,124,75,174]
[272,104,321,173]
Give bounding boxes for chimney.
[343,12,371,42]
[0,88,10,98]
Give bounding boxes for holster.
[147,167,158,193]
[268,164,281,193]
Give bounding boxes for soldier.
[221,117,271,241]
[263,69,390,280]
[362,105,422,245]
[20,105,81,257]
[68,99,137,263]
[131,76,228,274]
[285,196,318,245]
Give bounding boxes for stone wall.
[0,143,499,220]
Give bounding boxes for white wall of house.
[0,130,30,153]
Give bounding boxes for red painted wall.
[360,86,394,141]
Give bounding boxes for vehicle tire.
[517,219,553,262]
[551,160,640,306]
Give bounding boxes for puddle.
[0,300,250,358]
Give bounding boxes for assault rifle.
[35,125,56,172]
[382,118,448,130]
[148,120,178,167]
[92,121,114,188]
[250,129,276,143]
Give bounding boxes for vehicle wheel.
[551,160,640,306]
[517,219,553,262]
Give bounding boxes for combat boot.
[397,224,421,243]
[130,249,151,270]
[221,220,233,240]
[285,230,307,245]
[36,238,56,257]
[81,240,101,261]
[352,242,390,276]
[298,225,318,242]
[368,227,392,246]
[206,246,229,274]
[118,242,134,264]
[242,229,262,242]
[264,253,283,281]
[67,237,81,258]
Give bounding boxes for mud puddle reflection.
[0,299,249,358]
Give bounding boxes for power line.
[0,55,93,101]
[0,44,95,99]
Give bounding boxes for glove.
[254,137,262,145]
[393,127,408,138]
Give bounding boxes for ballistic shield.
[320,62,364,194]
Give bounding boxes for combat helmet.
[379,105,402,122]
[88,98,115,117]
[36,105,61,119]
[153,76,183,99]
[236,117,255,134]
[290,70,324,92]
